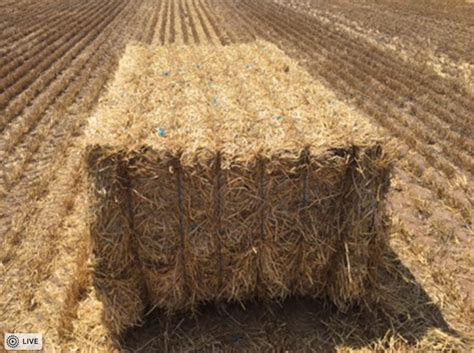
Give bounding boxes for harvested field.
[0,0,472,352]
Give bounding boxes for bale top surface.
[85,40,383,164]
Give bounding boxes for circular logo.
[6,335,20,348]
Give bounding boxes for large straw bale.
[85,40,392,334]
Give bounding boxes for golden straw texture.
[85,40,392,335]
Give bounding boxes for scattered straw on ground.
[1,39,470,353]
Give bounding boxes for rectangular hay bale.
[85,41,392,335]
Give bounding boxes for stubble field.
[0,0,472,351]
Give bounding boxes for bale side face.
[88,145,390,321]
[87,149,147,335]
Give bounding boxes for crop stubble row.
[0,0,236,251]
[0,0,99,78]
[215,0,473,213]
[0,0,92,47]
[0,0,137,232]
[0,6,161,346]
[1,2,140,191]
[0,0,241,344]
[0,0,125,119]
[1,0,471,255]
[0,0,236,242]
[1,0,472,267]
[0,2,472,348]
[311,0,473,62]
[213,0,474,223]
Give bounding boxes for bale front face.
[85,41,392,334]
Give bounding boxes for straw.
[85,40,392,334]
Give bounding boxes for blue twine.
[156,127,165,137]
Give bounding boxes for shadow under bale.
[120,247,461,352]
